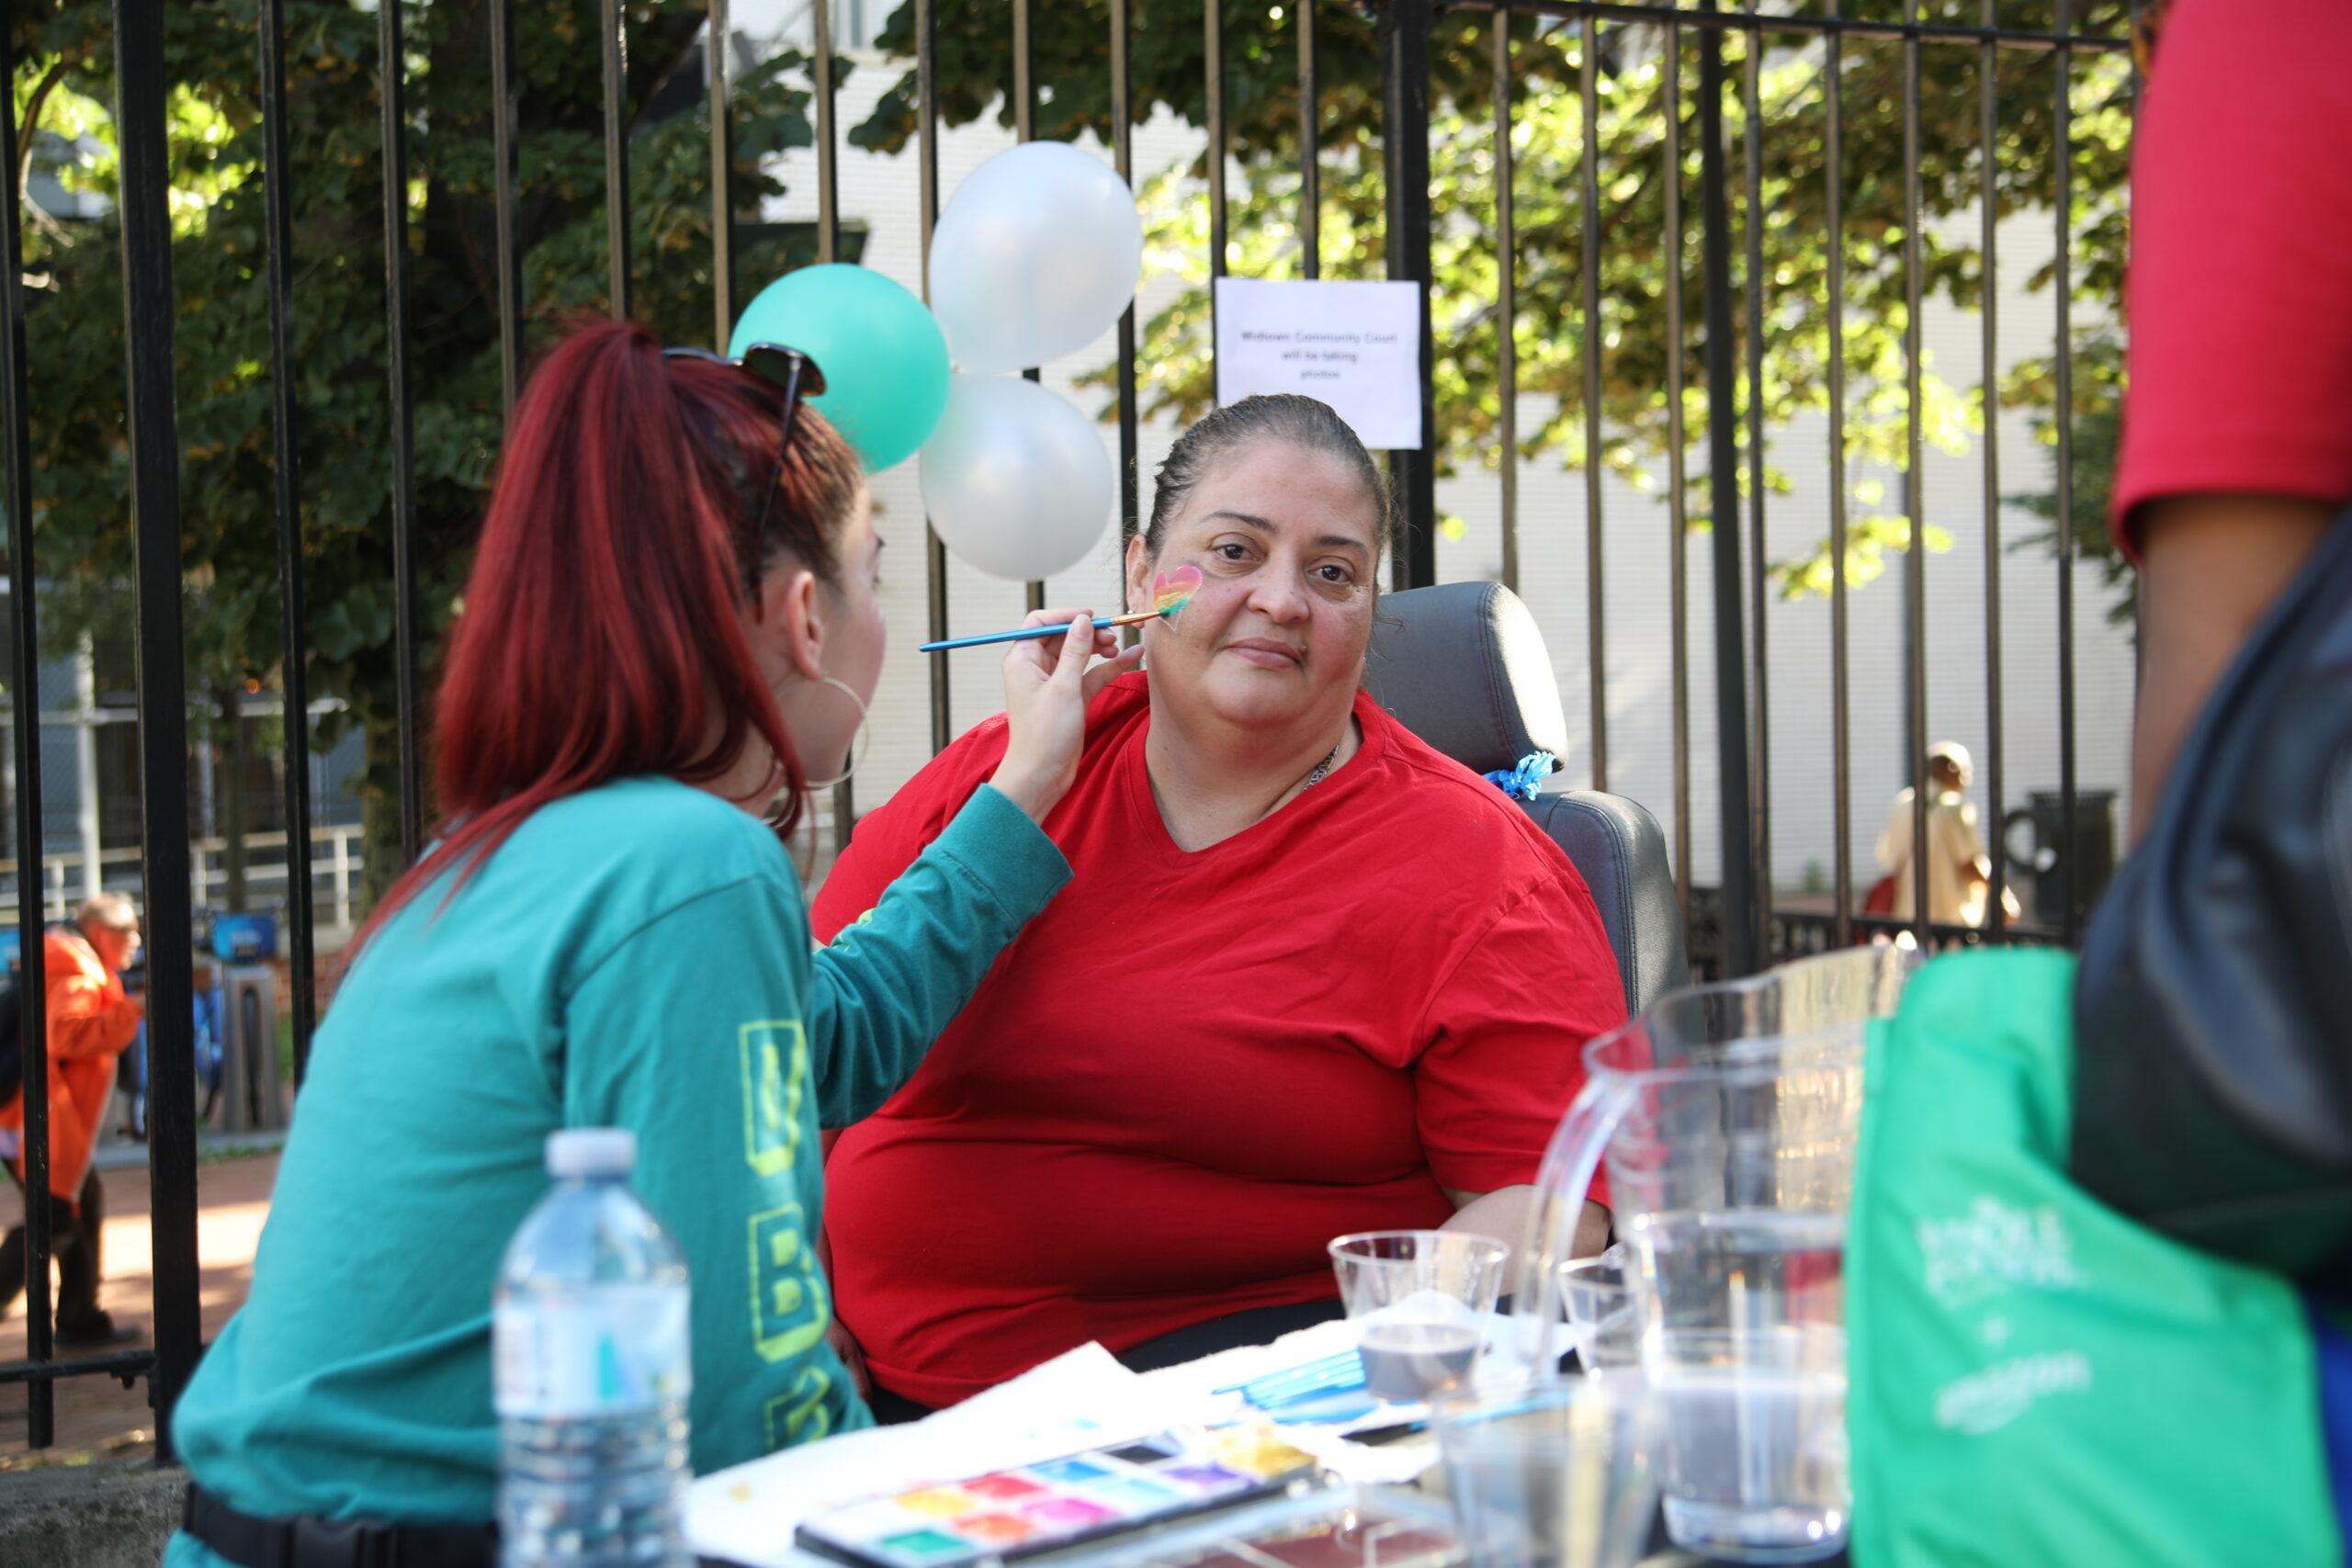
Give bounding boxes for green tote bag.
[1847,947,2340,1567]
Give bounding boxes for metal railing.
[0,0,2126,1451]
[1,825,368,933]
[0,0,202,1453]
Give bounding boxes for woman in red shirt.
[814,395,1623,1414]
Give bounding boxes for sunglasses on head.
[663,343,828,536]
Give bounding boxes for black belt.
[183,1483,498,1568]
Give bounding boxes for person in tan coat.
[0,894,145,1345]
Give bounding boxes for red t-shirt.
[813,675,1625,1408]
[2111,0,2352,553]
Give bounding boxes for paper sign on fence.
[1212,278,1423,450]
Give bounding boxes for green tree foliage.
[853,0,2132,582]
[9,0,815,897]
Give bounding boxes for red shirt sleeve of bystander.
[2111,0,2352,555]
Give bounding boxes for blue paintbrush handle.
[918,616,1114,653]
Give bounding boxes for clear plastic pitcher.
[1514,946,1911,1564]
[1518,944,1910,1324]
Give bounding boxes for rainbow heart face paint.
[1152,566,1203,618]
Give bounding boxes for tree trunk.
[357,718,408,919]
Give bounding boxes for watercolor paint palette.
[794,1434,1295,1568]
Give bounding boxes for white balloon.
[920,375,1114,582]
[930,142,1145,376]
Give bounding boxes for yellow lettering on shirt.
[823,908,878,947]
[747,1203,827,1361]
[739,1020,808,1179]
[763,1365,833,1450]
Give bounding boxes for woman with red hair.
[162,318,1136,1568]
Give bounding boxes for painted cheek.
[1151,564,1204,616]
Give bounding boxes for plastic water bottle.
[494,1129,692,1568]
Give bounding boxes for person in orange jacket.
[0,894,145,1346]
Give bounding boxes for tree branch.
[16,56,74,249]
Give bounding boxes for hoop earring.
[802,674,871,791]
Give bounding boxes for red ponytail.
[358,317,853,948]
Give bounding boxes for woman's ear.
[1124,534,1152,617]
[760,563,828,682]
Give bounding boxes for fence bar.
[1979,0,2006,933]
[0,1347,153,1387]
[1206,0,1227,353]
[605,0,632,317]
[1015,0,1043,614]
[379,0,424,863]
[813,0,842,257]
[1300,0,1321,278]
[1382,0,1438,591]
[1902,0,1929,936]
[812,0,853,847]
[2125,6,2143,657]
[1579,16,1606,789]
[1454,1,2129,54]
[112,0,203,1452]
[1114,0,1142,568]
[1696,1,1757,976]
[0,17,56,1449]
[1663,19,1690,919]
[1825,28,1850,948]
[261,0,320,1080]
[710,0,735,348]
[2053,0,2078,940]
[490,0,525,415]
[1014,0,1035,141]
[0,1345,154,1389]
[1494,17,1518,593]
[918,0,950,751]
[1739,8,1766,935]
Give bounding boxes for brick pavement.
[0,1153,278,1468]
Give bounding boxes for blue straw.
[1251,1358,1365,1400]
[1215,1349,1363,1398]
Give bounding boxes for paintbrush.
[917,604,1172,653]
[918,567,1201,654]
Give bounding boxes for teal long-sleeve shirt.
[166,776,1069,1540]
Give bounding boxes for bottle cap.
[546,1127,636,1179]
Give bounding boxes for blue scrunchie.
[1484,750,1557,802]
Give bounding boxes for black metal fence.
[0,0,2127,1452]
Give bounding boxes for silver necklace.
[1300,744,1340,790]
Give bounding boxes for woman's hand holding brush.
[989,609,1148,824]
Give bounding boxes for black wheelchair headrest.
[1363,581,1570,775]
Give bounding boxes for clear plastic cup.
[1430,1380,1661,1568]
[1329,1231,1509,1403]
[1557,1249,1638,1374]
[1628,1209,1849,1564]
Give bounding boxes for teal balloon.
[728,265,950,472]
